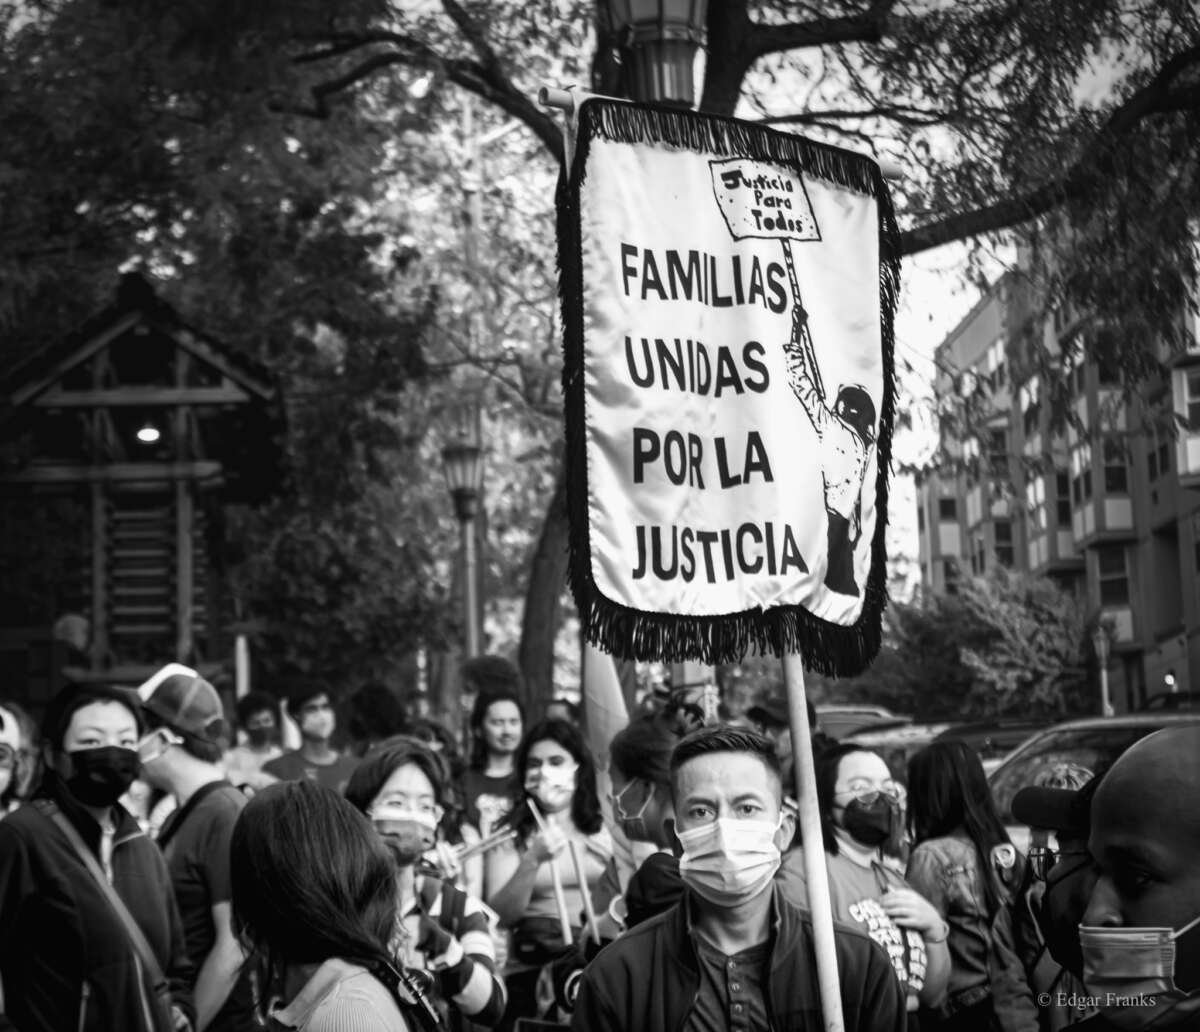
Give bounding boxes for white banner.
[559,102,898,672]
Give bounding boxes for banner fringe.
[556,99,901,677]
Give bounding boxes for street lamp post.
[604,0,710,107]
[1093,625,1115,717]
[443,428,484,659]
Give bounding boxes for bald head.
[1084,725,1200,929]
[1095,725,1200,824]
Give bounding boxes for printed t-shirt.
[462,769,518,835]
[261,750,359,795]
[158,780,256,1032]
[777,847,928,1004]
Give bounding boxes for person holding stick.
[344,739,506,1029]
[485,720,611,1030]
[572,725,904,1032]
[778,743,952,1027]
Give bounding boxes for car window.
[989,726,1158,822]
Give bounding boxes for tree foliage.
[827,568,1092,719]
[3,0,1196,707]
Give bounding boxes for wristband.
[924,921,950,945]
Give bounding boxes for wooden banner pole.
[783,652,845,1032]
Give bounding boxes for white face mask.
[527,762,578,810]
[1080,913,1200,1030]
[676,817,782,908]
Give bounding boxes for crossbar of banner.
[536,84,903,181]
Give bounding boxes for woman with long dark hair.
[484,719,611,1029]
[230,780,418,1031]
[905,741,1038,1032]
[778,742,951,1026]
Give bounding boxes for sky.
[888,244,989,598]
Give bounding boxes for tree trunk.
[517,467,570,716]
[699,1,754,117]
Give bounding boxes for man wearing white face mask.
[261,683,358,794]
[572,724,905,1032]
[1072,725,1200,1031]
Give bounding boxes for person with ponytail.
[905,740,1038,1032]
[778,742,951,1026]
[229,780,417,1031]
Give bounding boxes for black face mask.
[841,795,893,847]
[246,728,275,748]
[1037,855,1096,977]
[64,746,140,808]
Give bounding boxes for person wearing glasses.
[778,743,951,1025]
[904,741,1038,1032]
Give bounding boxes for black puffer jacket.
[0,777,195,1032]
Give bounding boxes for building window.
[1072,443,1093,505]
[1188,370,1200,430]
[1149,446,1159,482]
[1097,357,1119,387]
[1056,472,1072,525]
[1160,440,1171,474]
[987,428,1009,477]
[938,498,958,521]
[1103,439,1128,495]
[917,506,925,533]
[1097,546,1130,606]
[995,520,1014,567]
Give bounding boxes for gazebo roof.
[0,272,282,502]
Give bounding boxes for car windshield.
[989,726,1160,822]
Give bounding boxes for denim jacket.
[907,834,1038,1032]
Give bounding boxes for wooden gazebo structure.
[0,273,280,713]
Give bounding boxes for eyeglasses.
[1029,845,1091,880]
[0,744,15,769]
[835,781,903,804]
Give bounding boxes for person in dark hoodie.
[0,683,195,1032]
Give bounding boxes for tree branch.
[283,26,564,163]
[747,0,899,61]
[901,44,1200,256]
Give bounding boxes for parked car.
[934,720,1050,774]
[1139,691,1200,712]
[987,713,1200,849]
[816,705,911,740]
[843,722,955,783]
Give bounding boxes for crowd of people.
[0,658,1198,1032]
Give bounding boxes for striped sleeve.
[435,886,506,1025]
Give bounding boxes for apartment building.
[916,269,1200,709]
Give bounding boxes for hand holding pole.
[527,799,573,946]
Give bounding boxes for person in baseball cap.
[137,665,256,1032]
